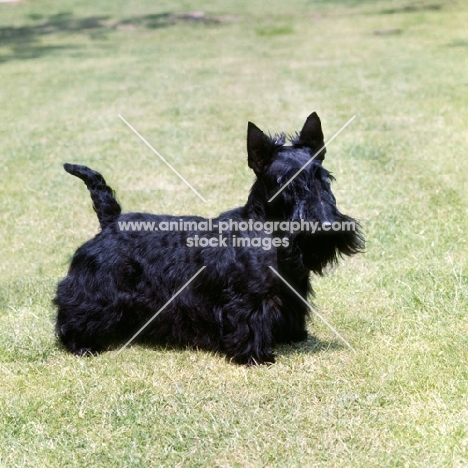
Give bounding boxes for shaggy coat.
[54,112,363,364]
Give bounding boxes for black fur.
[54,112,363,364]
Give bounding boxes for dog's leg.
[55,297,130,356]
[223,298,280,365]
[270,271,309,344]
[55,313,104,356]
[276,304,309,343]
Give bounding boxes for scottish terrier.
[54,112,363,364]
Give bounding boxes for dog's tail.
[63,163,122,229]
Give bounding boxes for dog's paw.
[290,330,308,343]
[231,351,276,366]
[75,347,100,357]
[247,353,276,366]
[65,342,103,356]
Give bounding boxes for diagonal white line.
[268,266,356,353]
[118,114,207,202]
[268,115,356,202]
[116,266,206,355]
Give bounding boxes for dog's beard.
[294,214,363,274]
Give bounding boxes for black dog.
[54,112,363,364]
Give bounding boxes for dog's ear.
[247,122,277,175]
[299,112,324,144]
[296,112,326,160]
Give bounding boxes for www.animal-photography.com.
[1,1,467,466]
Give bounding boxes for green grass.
[1,0,468,466]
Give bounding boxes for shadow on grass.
[277,335,347,357]
[0,11,222,63]
[380,3,442,14]
[52,327,345,363]
[101,335,346,364]
[446,39,468,48]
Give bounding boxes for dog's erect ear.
[299,112,324,144]
[247,122,277,175]
[295,112,325,160]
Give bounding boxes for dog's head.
[247,112,364,273]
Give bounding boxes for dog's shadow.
[99,335,347,362]
[276,335,347,358]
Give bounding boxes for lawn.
[1,0,467,466]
